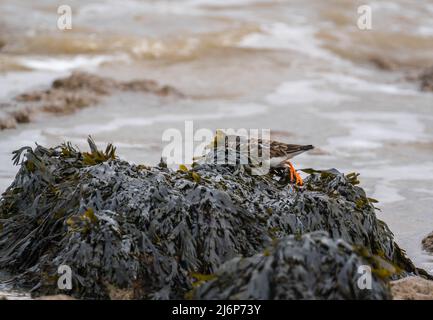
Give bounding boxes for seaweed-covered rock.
[193,231,393,300]
[0,140,416,299]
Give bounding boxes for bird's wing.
[270,141,308,157]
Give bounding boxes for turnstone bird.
[200,131,314,186]
[268,140,314,185]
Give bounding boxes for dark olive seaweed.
[0,138,419,299]
[193,231,392,300]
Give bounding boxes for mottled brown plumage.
[269,141,314,159]
[220,135,314,185]
[207,131,314,185]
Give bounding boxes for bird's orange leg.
[285,160,303,186]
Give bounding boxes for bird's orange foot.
[285,161,303,186]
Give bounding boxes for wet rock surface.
[0,72,183,130]
[0,140,422,299]
[391,276,433,300]
[422,232,433,254]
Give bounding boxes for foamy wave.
[361,162,433,205]
[8,26,258,61]
[324,111,428,151]
[128,27,258,59]
[0,71,68,99]
[266,80,353,106]
[44,102,268,136]
[238,22,339,61]
[186,0,280,7]
[78,0,204,17]
[16,54,129,72]
[266,72,419,107]
[79,0,280,17]
[321,73,419,95]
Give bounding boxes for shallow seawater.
[1,0,433,292]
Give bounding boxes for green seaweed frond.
[346,172,360,185]
[82,136,117,166]
[354,246,401,279]
[190,272,216,287]
[178,164,188,172]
